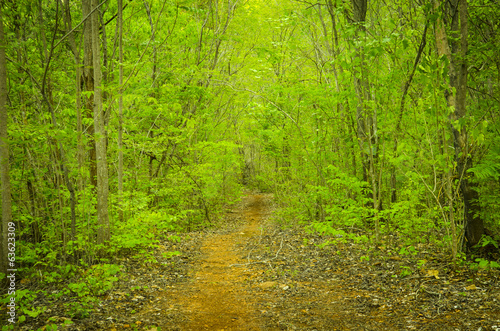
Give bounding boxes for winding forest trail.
[177,194,265,330]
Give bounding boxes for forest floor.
[21,192,500,330]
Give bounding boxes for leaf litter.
[18,193,500,330]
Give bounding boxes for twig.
[258,227,264,245]
[230,237,284,267]
[421,286,442,298]
[53,0,108,50]
[274,237,284,259]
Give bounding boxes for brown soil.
[134,192,500,330]
[176,194,265,330]
[17,192,500,330]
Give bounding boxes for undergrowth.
[0,208,189,331]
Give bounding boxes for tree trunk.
[0,7,13,276]
[64,0,81,241]
[391,23,428,203]
[38,0,77,252]
[118,0,124,222]
[350,0,369,183]
[455,0,483,247]
[91,0,110,244]
[82,0,97,190]
[433,0,483,247]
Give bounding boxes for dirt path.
[177,194,266,330]
[90,191,500,330]
[17,192,500,330]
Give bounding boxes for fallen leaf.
[258,281,278,289]
[427,269,439,279]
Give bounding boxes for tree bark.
[350,0,369,183]
[91,0,110,244]
[64,1,83,181]
[82,0,97,190]
[0,6,13,275]
[64,0,81,241]
[118,0,124,222]
[433,0,483,247]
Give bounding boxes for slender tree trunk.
[91,0,110,244]
[26,178,41,243]
[391,23,428,203]
[0,7,13,276]
[434,0,483,248]
[64,0,81,241]
[39,0,77,252]
[350,0,380,222]
[13,3,42,242]
[118,0,124,222]
[326,0,358,184]
[144,1,158,185]
[350,0,369,183]
[82,0,97,190]
[144,1,157,91]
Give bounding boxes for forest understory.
[1,0,500,330]
[13,193,500,331]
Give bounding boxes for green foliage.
[469,137,500,227]
[471,258,500,271]
[468,143,500,181]
[70,264,121,297]
[109,211,177,254]
[312,227,370,248]
[477,235,499,249]
[275,165,372,230]
[1,0,499,327]
[399,245,418,256]
[0,288,46,323]
[62,264,122,318]
[323,166,373,226]
[399,266,413,277]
